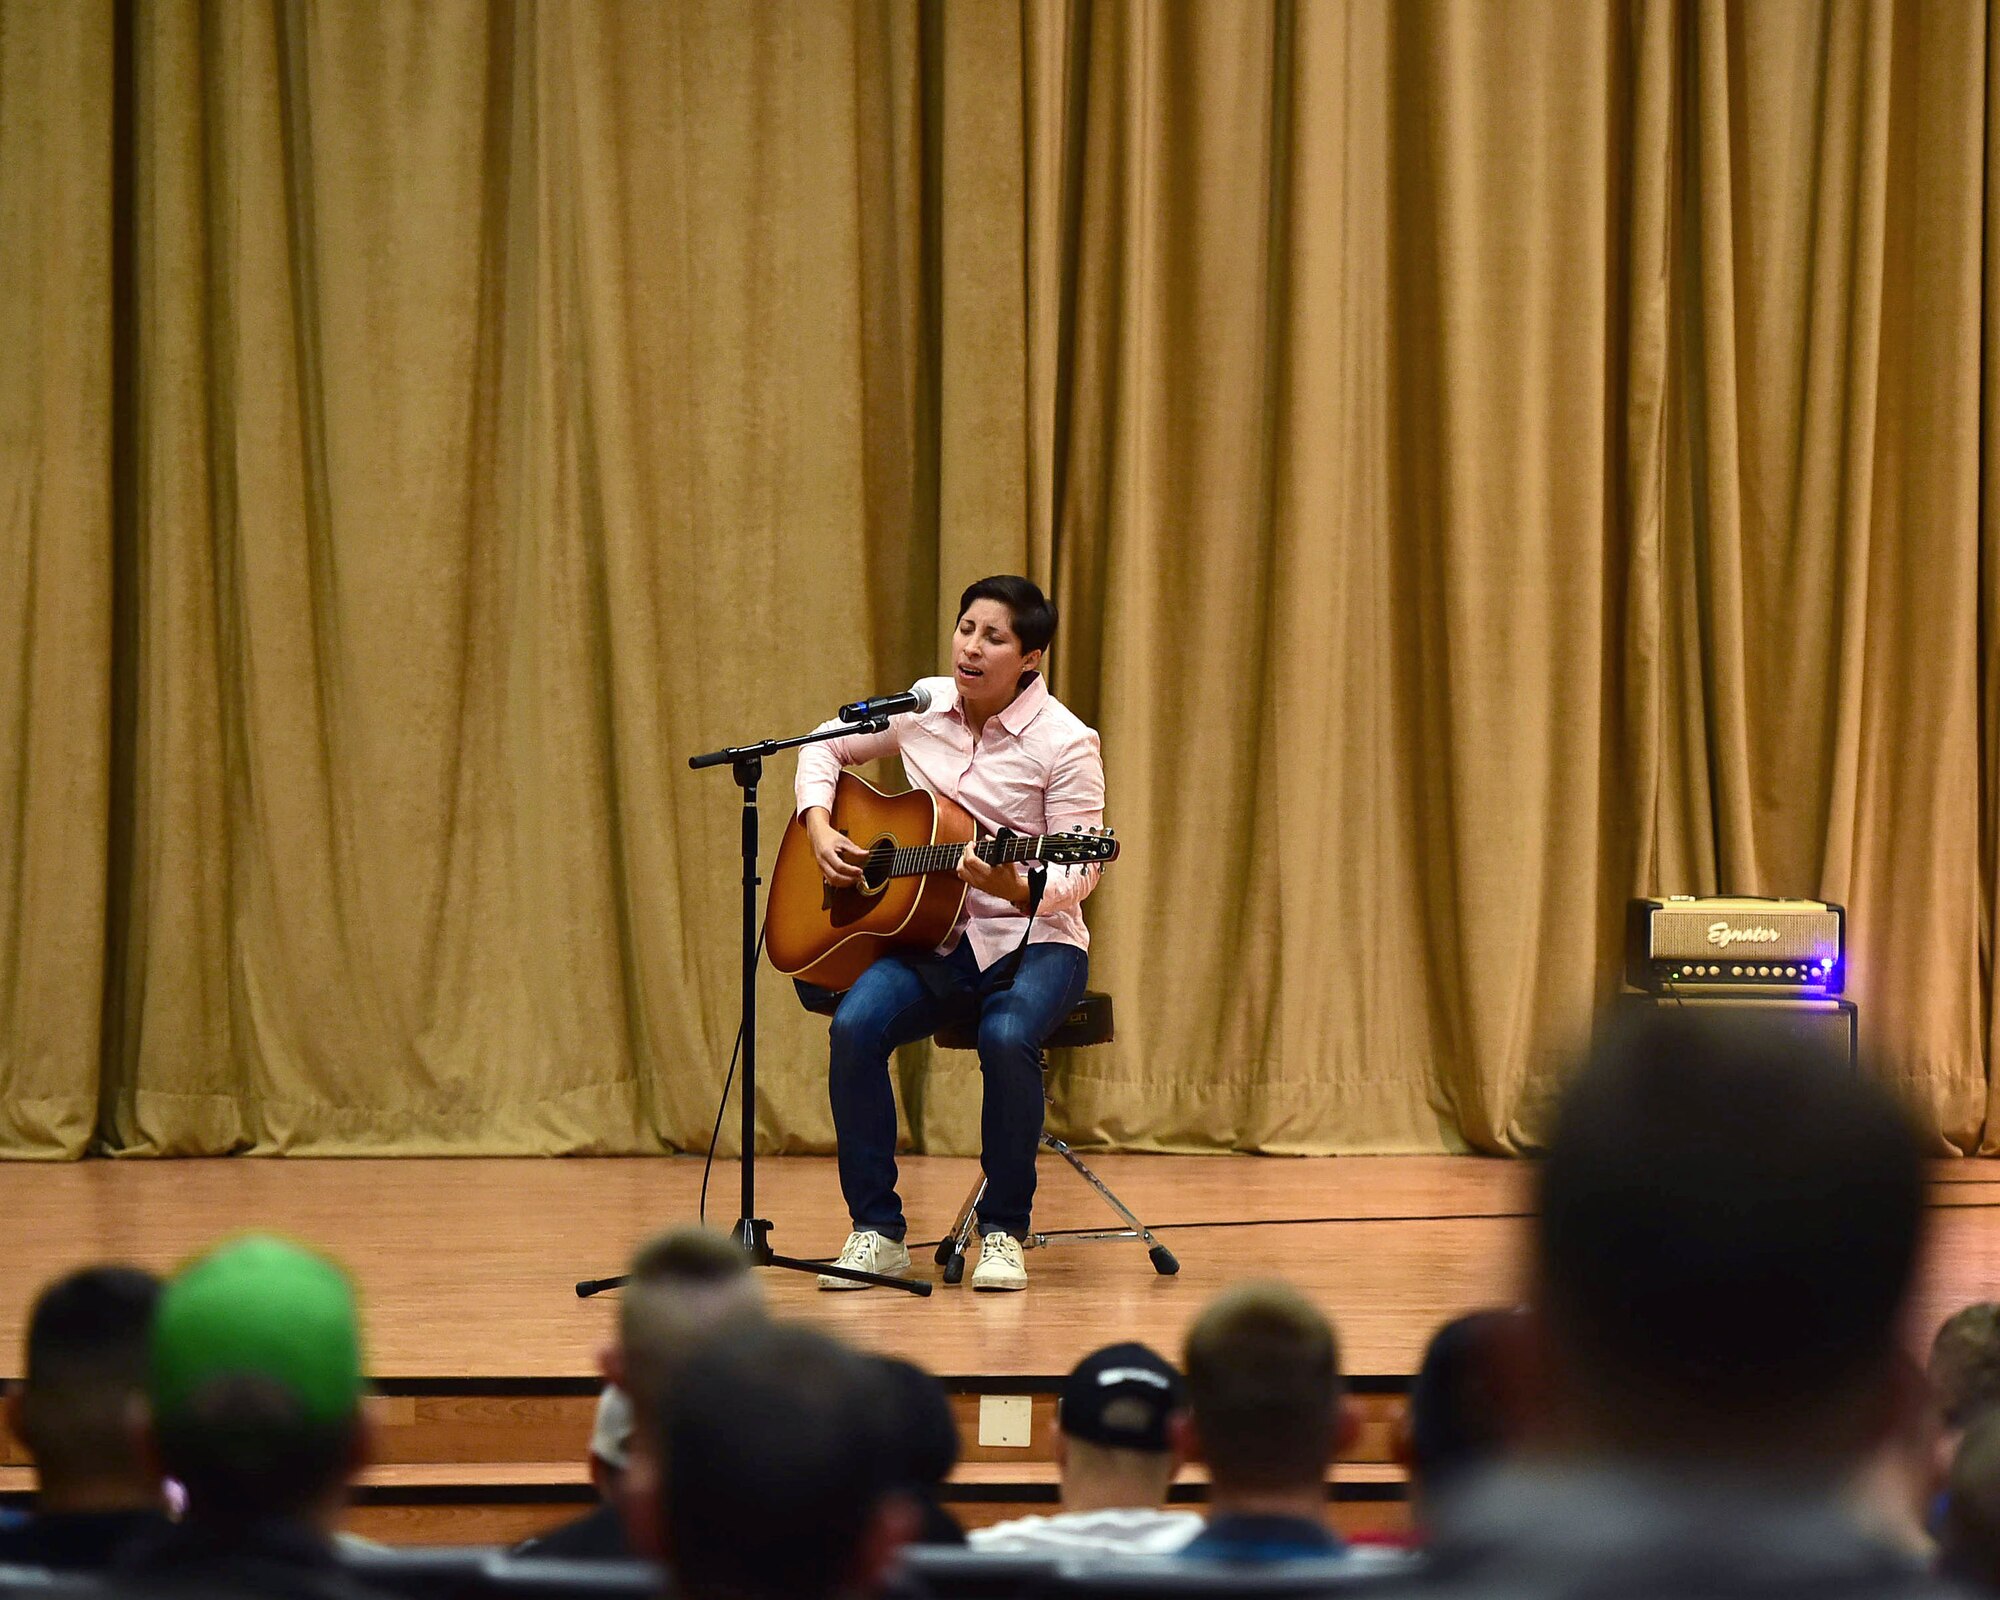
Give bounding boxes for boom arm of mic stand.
[687,716,889,771]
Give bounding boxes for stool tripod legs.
[932,1140,1179,1282]
[1042,1137,1179,1275]
[936,1177,986,1285]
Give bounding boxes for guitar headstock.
[1040,826,1119,866]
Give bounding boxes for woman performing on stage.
[792,576,1105,1291]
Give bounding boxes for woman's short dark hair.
[957,576,1057,655]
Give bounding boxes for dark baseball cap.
[1059,1342,1184,1452]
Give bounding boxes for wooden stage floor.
[7,1153,2000,1382]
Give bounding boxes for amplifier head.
[1626,897,1845,994]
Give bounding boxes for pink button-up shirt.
[794,673,1105,971]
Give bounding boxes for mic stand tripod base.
[575,1231,932,1296]
[735,1216,933,1294]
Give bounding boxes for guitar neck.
[887,835,1072,880]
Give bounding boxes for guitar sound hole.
[861,839,896,892]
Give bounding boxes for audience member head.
[1180,1282,1351,1515]
[1403,1309,1524,1515]
[604,1228,763,1558]
[1941,1408,2000,1589]
[587,1385,634,1506]
[1533,1006,1926,1481]
[611,1227,762,1416]
[1055,1342,1186,1514]
[147,1236,367,1534]
[10,1266,162,1513]
[650,1323,912,1600]
[871,1357,964,1545]
[1933,1304,2000,1440]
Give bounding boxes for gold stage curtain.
[0,0,1994,1157]
[0,1,114,1158]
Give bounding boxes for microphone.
[839,684,933,724]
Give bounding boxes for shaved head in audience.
[606,1227,764,1560]
[612,1227,763,1414]
[10,1267,161,1512]
[1933,1303,2000,1434]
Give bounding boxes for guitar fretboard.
[889,836,1057,879]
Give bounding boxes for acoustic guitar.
[767,771,1119,990]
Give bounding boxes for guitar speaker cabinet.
[1617,992,1857,1072]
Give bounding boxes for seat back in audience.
[474,1558,658,1600]
[339,1548,659,1600]
[903,1548,1407,1600]
[900,1548,1065,1600]
[1050,1555,1408,1600]
[339,1545,502,1600]
[336,1542,1404,1600]
[0,1567,114,1600]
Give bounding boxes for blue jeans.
[805,940,1089,1241]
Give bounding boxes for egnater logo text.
[1708,922,1780,948]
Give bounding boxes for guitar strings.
[883,837,1106,877]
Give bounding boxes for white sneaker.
[817,1230,912,1290]
[971,1231,1027,1291]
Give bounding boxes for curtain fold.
[0,0,114,1158]
[1980,0,2000,1152]
[1670,0,1989,1149]
[1,0,1996,1157]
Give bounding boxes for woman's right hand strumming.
[804,808,870,887]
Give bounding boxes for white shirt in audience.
[968,1507,1204,1556]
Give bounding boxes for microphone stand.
[577,716,930,1297]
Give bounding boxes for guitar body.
[767,773,977,990]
